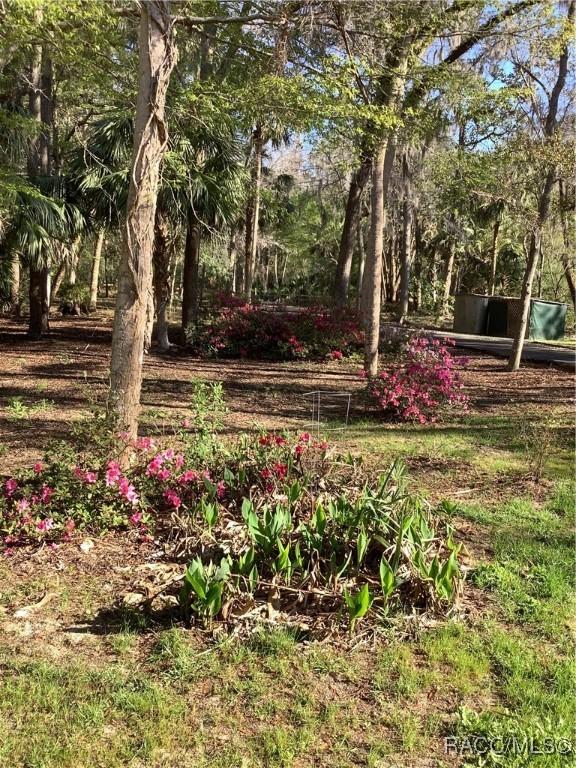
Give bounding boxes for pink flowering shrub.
[187,304,363,361]
[368,335,469,423]
[0,429,329,550]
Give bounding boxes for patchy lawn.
[0,317,574,767]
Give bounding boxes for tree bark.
[27,33,51,339]
[362,141,387,378]
[508,0,573,371]
[89,229,105,310]
[334,156,372,308]
[51,254,66,301]
[182,213,201,330]
[356,225,366,312]
[10,254,21,316]
[441,240,456,316]
[398,152,413,323]
[488,214,501,295]
[243,124,263,302]
[153,209,172,351]
[108,1,177,436]
[228,228,237,293]
[558,179,576,307]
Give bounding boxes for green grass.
[0,416,573,767]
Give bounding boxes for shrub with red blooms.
[187,304,363,361]
[0,430,329,550]
[368,335,469,423]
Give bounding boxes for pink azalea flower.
[146,456,164,477]
[36,518,54,532]
[40,485,54,504]
[135,436,155,452]
[216,481,226,499]
[273,463,288,480]
[118,477,139,505]
[105,461,122,486]
[33,461,43,474]
[65,519,76,534]
[260,467,272,480]
[157,468,171,482]
[182,418,191,429]
[330,350,343,360]
[129,511,143,525]
[15,499,30,513]
[4,479,18,497]
[163,489,182,509]
[178,470,199,484]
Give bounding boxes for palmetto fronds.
[71,109,246,231]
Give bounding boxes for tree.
[108,0,177,435]
[508,0,574,371]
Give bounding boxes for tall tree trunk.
[558,179,576,307]
[334,156,371,308]
[388,234,399,303]
[62,234,81,288]
[536,240,545,298]
[51,250,66,302]
[27,33,51,339]
[10,254,21,316]
[182,213,200,330]
[108,1,176,436]
[273,249,279,290]
[89,229,105,310]
[153,209,172,351]
[398,152,413,323]
[235,227,244,296]
[228,228,237,293]
[244,124,263,302]
[508,0,573,371]
[414,216,423,311]
[362,141,387,377]
[356,225,366,312]
[441,240,456,316]
[488,214,501,295]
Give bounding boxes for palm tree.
[72,109,246,347]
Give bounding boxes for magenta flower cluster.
[368,335,469,423]
[1,430,330,552]
[191,301,364,361]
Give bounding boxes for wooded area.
[1,0,574,432]
[0,4,574,767]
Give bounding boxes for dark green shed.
[453,295,567,341]
[529,299,567,341]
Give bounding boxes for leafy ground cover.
[0,317,574,767]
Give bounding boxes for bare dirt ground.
[1,315,573,472]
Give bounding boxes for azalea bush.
[368,335,469,423]
[186,303,363,361]
[0,424,463,632]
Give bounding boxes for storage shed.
[453,294,490,334]
[453,294,567,341]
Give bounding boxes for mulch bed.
[0,315,573,472]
